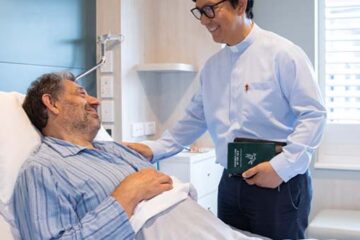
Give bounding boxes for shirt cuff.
[142,140,161,163]
[143,138,183,163]
[269,153,296,182]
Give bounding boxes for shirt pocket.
[244,80,276,102]
[241,80,277,119]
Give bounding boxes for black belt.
[234,137,286,155]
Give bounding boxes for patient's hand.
[242,162,283,188]
[111,168,173,217]
[123,142,153,161]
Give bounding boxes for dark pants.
[218,169,312,240]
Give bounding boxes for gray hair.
[23,71,75,132]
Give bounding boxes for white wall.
[118,0,220,147]
[254,0,360,220]
[253,0,315,63]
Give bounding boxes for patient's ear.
[42,94,60,115]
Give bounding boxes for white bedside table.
[159,149,223,215]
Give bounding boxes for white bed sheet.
[0,214,14,240]
[136,198,269,240]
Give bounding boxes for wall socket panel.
[131,121,156,137]
[144,121,156,135]
[132,122,145,137]
[101,100,114,122]
[100,75,114,98]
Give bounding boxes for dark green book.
[227,142,276,174]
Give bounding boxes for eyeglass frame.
[190,0,229,20]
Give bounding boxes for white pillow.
[0,92,39,240]
[1,200,20,240]
[0,212,17,240]
[95,125,114,142]
[0,92,41,206]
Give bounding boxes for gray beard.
[69,116,100,140]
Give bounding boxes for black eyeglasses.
[191,0,228,20]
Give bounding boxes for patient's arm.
[12,164,171,240]
[111,168,173,217]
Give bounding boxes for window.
[317,0,360,170]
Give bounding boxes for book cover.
[227,142,276,174]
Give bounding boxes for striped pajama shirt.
[12,137,151,240]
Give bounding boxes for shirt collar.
[43,136,88,157]
[227,23,259,54]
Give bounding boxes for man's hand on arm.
[123,142,153,161]
[242,162,283,188]
[111,168,173,217]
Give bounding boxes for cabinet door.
[190,158,223,197]
[197,191,218,215]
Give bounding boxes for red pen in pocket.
[244,83,249,92]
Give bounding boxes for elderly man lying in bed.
[11,72,264,240]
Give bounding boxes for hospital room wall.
[0,0,96,95]
[254,0,360,220]
[119,0,216,145]
[101,0,221,145]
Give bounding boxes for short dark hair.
[23,72,75,132]
[192,0,254,19]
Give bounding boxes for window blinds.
[325,0,360,122]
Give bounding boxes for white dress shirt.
[146,23,326,182]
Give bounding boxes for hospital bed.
[0,91,268,240]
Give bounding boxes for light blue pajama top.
[12,137,151,240]
[147,23,327,182]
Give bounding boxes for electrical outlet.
[144,121,156,135]
[101,100,114,122]
[132,122,144,137]
[100,75,114,98]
